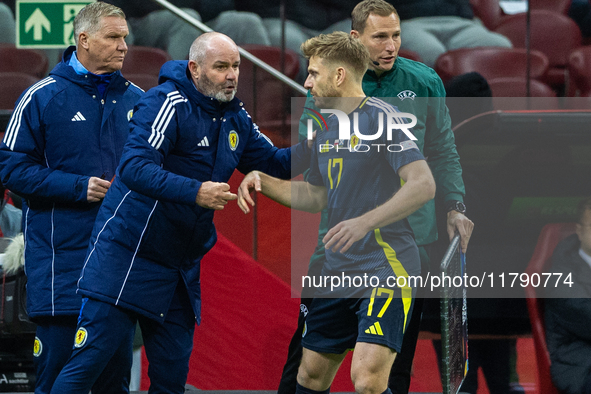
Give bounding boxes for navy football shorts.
[301,288,415,354]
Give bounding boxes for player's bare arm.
[237,170,327,214]
[324,159,436,253]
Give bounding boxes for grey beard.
[196,74,236,103]
[214,89,236,102]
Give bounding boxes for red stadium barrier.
[140,233,356,391]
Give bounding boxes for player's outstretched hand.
[196,181,237,210]
[447,211,474,253]
[237,171,261,214]
[323,217,369,254]
[87,176,111,202]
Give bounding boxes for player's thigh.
[298,347,348,390]
[350,342,397,392]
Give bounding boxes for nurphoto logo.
[306,108,419,153]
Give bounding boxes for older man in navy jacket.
[51,32,310,394]
[0,3,143,393]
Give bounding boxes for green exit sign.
[16,0,94,48]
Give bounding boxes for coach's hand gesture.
[196,181,237,210]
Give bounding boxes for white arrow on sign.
[25,8,51,41]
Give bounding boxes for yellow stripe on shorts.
[374,228,412,332]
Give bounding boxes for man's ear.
[350,30,360,39]
[335,66,346,86]
[188,60,200,80]
[78,32,89,50]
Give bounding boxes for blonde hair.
[351,0,398,33]
[301,31,369,79]
[74,2,125,45]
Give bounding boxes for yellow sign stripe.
[374,228,413,332]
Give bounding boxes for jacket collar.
[49,46,128,97]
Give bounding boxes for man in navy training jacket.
[50,31,311,394]
[0,3,143,393]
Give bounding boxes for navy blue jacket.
[77,60,309,323]
[0,46,143,318]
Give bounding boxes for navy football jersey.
[307,97,425,280]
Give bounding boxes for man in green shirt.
[278,1,474,393]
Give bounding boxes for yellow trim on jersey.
[374,228,412,331]
[358,97,371,109]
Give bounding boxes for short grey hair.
[74,2,125,45]
[189,32,217,65]
[189,32,237,65]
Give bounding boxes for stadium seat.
[469,0,508,29]
[525,223,576,394]
[237,45,301,141]
[567,46,591,97]
[0,44,49,79]
[488,77,556,97]
[121,45,172,77]
[494,10,582,88]
[530,0,572,14]
[489,77,559,110]
[0,72,40,110]
[434,47,549,84]
[124,73,159,92]
[398,48,423,63]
